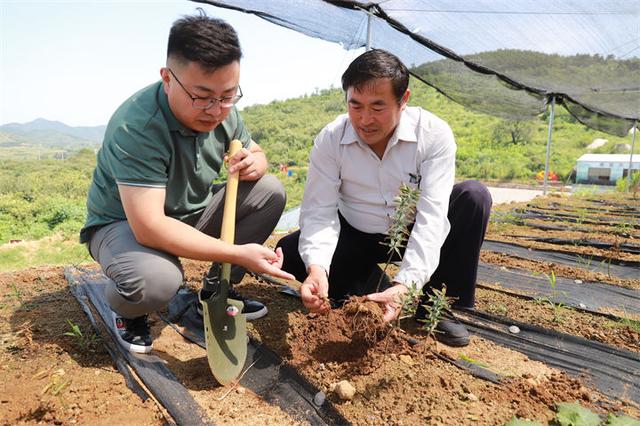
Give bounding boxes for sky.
[0,1,364,127]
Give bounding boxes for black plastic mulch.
[499,236,640,255]
[454,309,640,405]
[525,203,640,219]
[66,269,214,426]
[67,268,348,426]
[165,290,348,426]
[482,240,640,280]
[491,218,639,239]
[476,262,640,317]
[510,210,640,229]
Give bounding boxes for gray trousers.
[88,174,286,318]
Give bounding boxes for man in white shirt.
[277,49,491,347]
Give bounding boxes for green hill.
[0,77,637,246]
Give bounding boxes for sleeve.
[298,125,342,273]
[394,122,457,289]
[104,124,171,187]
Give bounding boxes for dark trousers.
[276,180,492,308]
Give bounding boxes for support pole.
[543,96,555,195]
[627,120,637,191]
[366,11,372,50]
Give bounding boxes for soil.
[1,191,639,425]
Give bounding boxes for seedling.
[534,270,566,323]
[395,282,423,329]
[376,183,420,292]
[417,286,453,343]
[63,319,98,350]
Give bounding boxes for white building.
[576,154,640,184]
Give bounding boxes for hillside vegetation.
[1,75,637,269]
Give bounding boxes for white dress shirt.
[298,106,456,289]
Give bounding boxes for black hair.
[167,9,242,72]
[341,49,409,101]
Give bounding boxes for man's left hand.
[367,283,409,323]
[226,148,261,181]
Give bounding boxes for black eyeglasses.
[167,67,243,110]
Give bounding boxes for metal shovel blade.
[200,278,247,386]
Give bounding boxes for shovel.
[200,139,247,385]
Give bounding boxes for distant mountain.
[0,118,106,149]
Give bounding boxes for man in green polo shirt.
[81,13,294,354]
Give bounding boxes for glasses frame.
[166,67,243,110]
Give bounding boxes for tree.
[491,119,535,146]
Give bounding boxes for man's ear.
[160,67,170,93]
[401,89,410,109]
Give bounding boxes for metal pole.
[366,11,372,50]
[627,120,637,191]
[543,96,555,195]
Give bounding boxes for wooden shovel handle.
[220,139,242,244]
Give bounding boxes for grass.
[0,234,91,272]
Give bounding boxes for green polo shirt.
[80,81,251,243]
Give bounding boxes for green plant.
[616,171,640,198]
[508,401,640,425]
[417,286,453,343]
[487,303,509,315]
[395,282,423,329]
[556,402,601,426]
[535,270,566,323]
[63,319,98,350]
[376,183,420,292]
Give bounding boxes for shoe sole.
[116,336,153,354]
[244,306,268,321]
[111,312,153,354]
[434,334,470,347]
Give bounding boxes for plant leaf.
[605,413,640,426]
[556,402,601,426]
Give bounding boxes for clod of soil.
[332,380,356,400]
[342,296,387,345]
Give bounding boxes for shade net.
[192,0,639,136]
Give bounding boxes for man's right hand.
[236,245,295,281]
[300,264,330,314]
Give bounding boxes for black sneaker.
[197,286,268,321]
[415,305,470,347]
[111,311,153,353]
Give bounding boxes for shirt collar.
[340,108,418,149]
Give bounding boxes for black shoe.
[111,311,153,353]
[433,317,470,347]
[415,305,470,347]
[197,283,268,321]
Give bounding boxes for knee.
[142,262,183,309]
[107,255,183,311]
[455,180,492,212]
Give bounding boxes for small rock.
[500,266,508,271]
[508,325,520,334]
[313,391,326,406]
[235,386,245,394]
[399,355,414,366]
[574,279,583,284]
[467,393,479,402]
[334,380,356,400]
[578,303,586,309]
